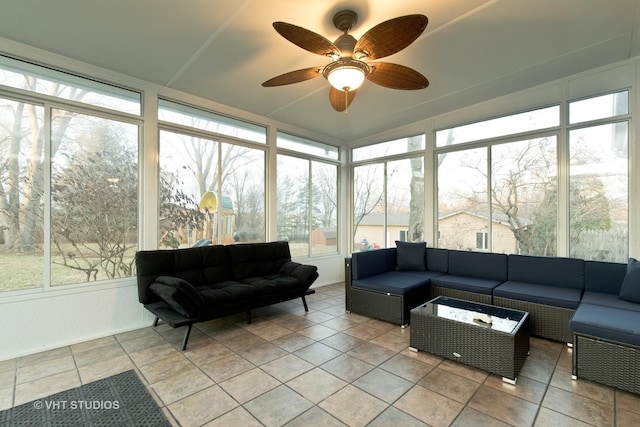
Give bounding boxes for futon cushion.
[493,281,582,309]
[619,258,640,303]
[570,303,640,346]
[395,241,426,271]
[149,276,204,318]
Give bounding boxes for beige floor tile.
[368,406,427,426]
[217,330,266,352]
[202,406,263,427]
[550,368,614,405]
[182,339,234,366]
[616,389,640,415]
[72,343,127,368]
[369,331,410,352]
[70,335,118,354]
[320,353,374,382]
[347,341,396,366]
[298,324,339,341]
[437,358,489,383]
[0,386,14,411]
[483,373,547,404]
[343,323,385,341]
[286,368,347,404]
[320,332,365,352]
[0,358,16,374]
[617,407,640,427]
[533,407,593,427]
[468,385,539,427]
[541,386,614,427]
[119,331,168,353]
[219,368,280,404]
[128,342,180,367]
[293,342,342,365]
[260,353,314,382]
[394,384,464,427]
[244,384,314,426]
[271,332,316,352]
[238,342,288,366]
[199,354,255,383]
[152,367,214,405]
[452,407,512,427]
[139,353,194,384]
[285,405,348,427]
[16,355,76,384]
[16,346,71,368]
[379,353,435,382]
[0,368,15,390]
[14,369,80,405]
[319,384,388,426]
[353,367,413,404]
[168,385,238,427]
[418,367,481,404]
[77,354,135,383]
[115,326,159,343]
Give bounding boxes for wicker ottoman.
[410,296,530,383]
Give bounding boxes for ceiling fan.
[262,10,429,112]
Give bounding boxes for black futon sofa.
[136,241,318,350]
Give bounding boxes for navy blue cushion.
[351,248,397,279]
[570,303,640,346]
[431,275,502,295]
[395,241,426,271]
[448,250,507,281]
[493,281,582,309]
[581,291,640,311]
[426,248,449,273]
[584,260,627,295]
[619,258,640,303]
[507,254,584,290]
[352,271,437,296]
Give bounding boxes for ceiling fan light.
[323,59,369,92]
[327,67,365,91]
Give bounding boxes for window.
[435,106,559,147]
[158,99,266,144]
[276,132,338,257]
[353,135,425,161]
[0,57,141,292]
[158,130,265,247]
[352,135,424,251]
[476,232,488,250]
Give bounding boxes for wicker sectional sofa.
[345,243,640,394]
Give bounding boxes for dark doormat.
[0,369,171,426]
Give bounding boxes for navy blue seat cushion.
[581,291,640,311]
[431,275,502,295]
[570,303,640,346]
[352,271,439,296]
[493,281,582,309]
[508,254,584,290]
[448,250,507,281]
[619,258,640,303]
[395,241,427,271]
[584,260,627,295]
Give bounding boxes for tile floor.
[1,283,640,426]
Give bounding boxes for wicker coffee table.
[410,296,530,383]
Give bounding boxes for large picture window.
[0,57,142,292]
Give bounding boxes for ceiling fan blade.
[273,22,340,58]
[366,62,429,90]
[262,67,322,87]
[329,87,356,112]
[354,15,428,60]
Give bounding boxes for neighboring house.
[355,210,520,253]
[438,211,518,254]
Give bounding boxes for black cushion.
[149,276,204,318]
[619,258,640,303]
[395,241,426,271]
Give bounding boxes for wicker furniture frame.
[410,297,530,382]
[572,333,640,394]
[430,285,492,304]
[493,296,574,344]
[345,257,429,325]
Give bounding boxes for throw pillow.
[619,258,640,303]
[395,241,427,271]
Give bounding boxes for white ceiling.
[0,0,638,143]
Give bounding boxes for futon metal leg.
[153,316,159,327]
[181,324,192,351]
[302,296,309,312]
